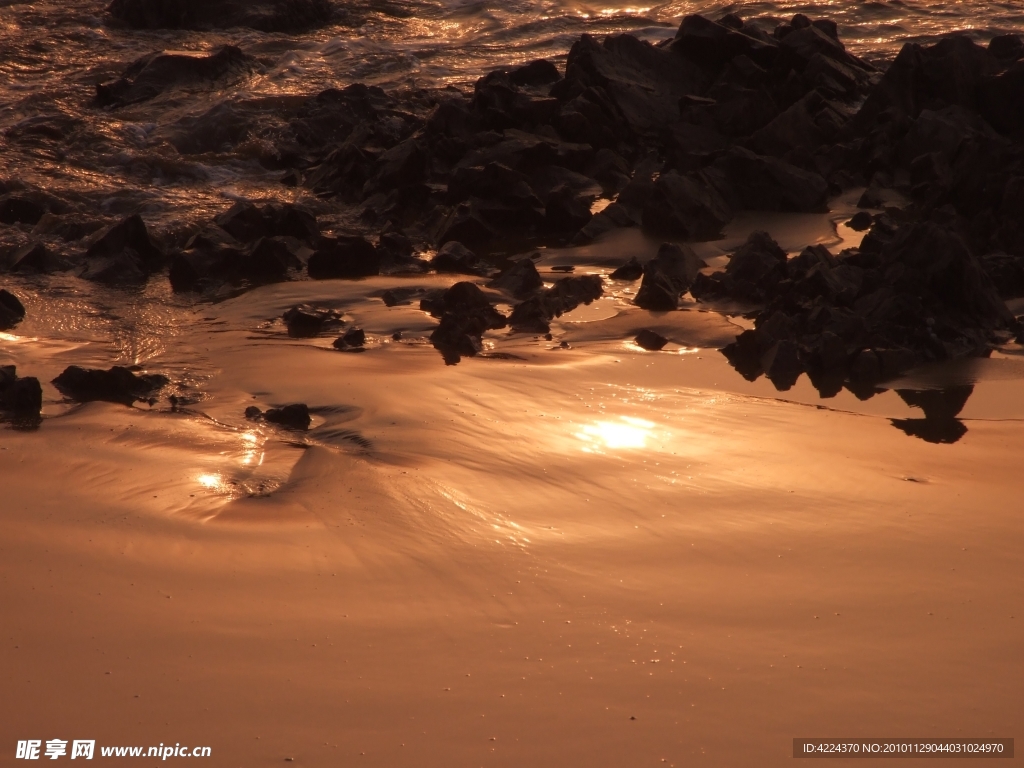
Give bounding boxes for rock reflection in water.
[891,386,974,445]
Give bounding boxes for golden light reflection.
[196,473,224,490]
[575,416,656,452]
[240,430,262,466]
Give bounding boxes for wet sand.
[3,210,1023,764]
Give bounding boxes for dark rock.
[641,171,732,240]
[707,147,829,212]
[283,304,343,337]
[426,282,508,364]
[634,243,706,310]
[610,257,643,281]
[80,249,149,285]
[240,237,302,284]
[96,46,259,108]
[214,201,319,245]
[0,370,42,416]
[634,329,668,350]
[333,327,366,350]
[263,403,312,430]
[891,386,973,444]
[86,214,164,268]
[307,236,379,279]
[107,0,335,31]
[509,274,602,332]
[431,241,493,276]
[0,289,27,329]
[543,183,593,234]
[760,338,803,390]
[510,59,561,87]
[380,287,424,307]
[488,257,543,298]
[0,196,46,225]
[52,365,168,406]
[10,243,66,274]
[672,14,778,69]
[847,211,874,231]
[988,34,1023,64]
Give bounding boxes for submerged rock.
[282,304,344,337]
[509,274,603,333]
[246,403,312,430]
[53,366,169,406]
[96,46,260,108]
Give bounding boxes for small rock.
[263,403,311,430]
[634,329,668,350]
[52,365,168,406]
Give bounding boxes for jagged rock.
[96,46,260,107]
[0,366,42,416]
[425,282,508,364]
[53,365,168,406]
[430,241,493,276]
[214,201,319,245]
[672,14,778,69]
[610,257,643,281]
[83,214,164,284]
[107,0,335,31]
[488,257,543,298]
[707,147,829,212]
[691,230,787,302]
[508,59,561,87]
[641,171,732,239]
[509,274,602,332]
[0,289,26,329]
[0,196,45,225]
[282,305,343,338]
[333,327,366,350]
[239,238,302,284]
[307,236,379,279]
[891,386,972,443]
[634,243,706,310]
[634,329,668,350]
[9,243,66,274]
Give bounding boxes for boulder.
[430,241,493,276]
[641,171,732,239]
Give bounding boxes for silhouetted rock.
[283,305,343,337]
[634,243,706,310]
[426,282,508,364]
[634,329,668,350]
[260,403,312,430]
[82,214,164,284]
[891,386,973,443]
[431,241,493,276]
[0,365,42,416]
[509,274,602,332]
[96,46,260,107]
[215,201,319,245]
[53,365,168,406]
[0,289,26,329]
[308,237,379,279]
[488,258,543,298]
[641,171,732,240]
[333,327,366,350]
[10,243,66,274]
[610,257,643,281]
[0,196,45,225]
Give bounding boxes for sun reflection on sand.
[196,473,224,490]
[575,416,656,452]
